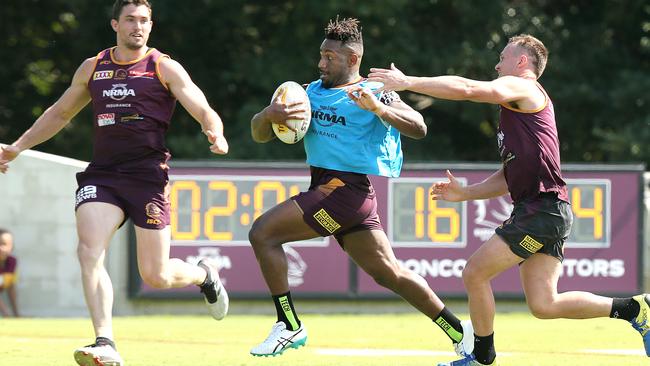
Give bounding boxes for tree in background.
[1,0,648,165]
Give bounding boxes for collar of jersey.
[109,47,156,65]
[328,76,364,89]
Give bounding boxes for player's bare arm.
[159,57,228,154]
[0,58,94,173]
[250,93,307,143]
[432,168,508,202]
[346,86,426,139]
[369,64,541,107]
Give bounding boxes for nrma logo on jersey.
[103,84,135,101]
[311,109,346,127]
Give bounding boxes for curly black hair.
[325,16,363,45]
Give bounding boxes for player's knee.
[527,300,556,319]
[461,262,481,288]
[249,219,281,252]
[141,271,172,289]
[248,220,267,249]
[76,241,104,266]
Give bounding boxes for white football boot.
[74,343,124,366]
[453,319,475,357]
[250,321,308,357]
[198,258,229,320]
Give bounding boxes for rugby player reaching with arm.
[370,34,650,366]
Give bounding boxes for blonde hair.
[508,34,548,77]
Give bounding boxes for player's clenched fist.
[206,130,229,155]
[0,145,21,174]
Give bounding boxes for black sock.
[610,297,640,321]
[433,307,464,343]
[473,333,496,365]
[95,336,116,350]
[198,261,213,287]
[272,291,301,331]
[197,261,218,303]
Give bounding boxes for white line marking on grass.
[315,347,643,358]
[315,348,514,357]
[581,349,646,356]
[315,348,455,357]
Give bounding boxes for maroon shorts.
[74,170,170,230]
[292,167,383,246]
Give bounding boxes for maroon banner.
[131,163,643,298]
[359,167,642,296]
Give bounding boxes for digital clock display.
[388,178,611,248]
[389,177,468,247]
[169,175,325,246]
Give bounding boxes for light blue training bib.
[304,79,403,177]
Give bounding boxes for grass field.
[0,313,647,366]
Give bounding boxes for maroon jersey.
[86,47,176,178]
[496,83,569,203]
[0,255,16,274]
[0,255,17,288]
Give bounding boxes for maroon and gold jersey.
[86,47,176,179]
[497,83,568,203]
[0,255,17,289]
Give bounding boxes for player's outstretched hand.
[206,131,229,155]
[430,170,466,202]
[368,63,409,93]
[0,145,21,174]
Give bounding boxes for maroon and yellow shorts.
[292,167,383,247]
[74,170,170,230]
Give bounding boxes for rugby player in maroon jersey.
[0,1,229,365]
[369,34,649,366]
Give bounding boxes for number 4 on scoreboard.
[566,179,611,248]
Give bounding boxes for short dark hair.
[112,0,152,21]
[508,34,548,77]
[325,16,363,46]
[0,228,11,237]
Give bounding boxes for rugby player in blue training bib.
[249,16,474,358]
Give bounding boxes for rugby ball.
[271,81,311,144]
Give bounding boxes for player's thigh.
[250,199,320,244]
[120,181,169,230]
[134,225,171,274]
[343,229,399,274]
[464,234,523,281]
[76,202,125,247]
[519,253,562,302]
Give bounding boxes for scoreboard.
[388,177,611,247]
[129,162,644,298]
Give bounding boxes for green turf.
[0,313,646,365]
